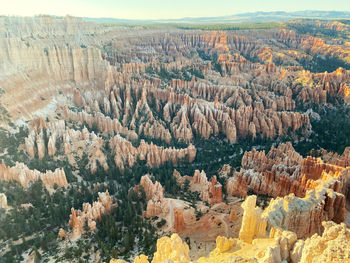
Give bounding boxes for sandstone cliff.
[174,169,223,204]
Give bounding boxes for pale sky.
[1,0,349,20]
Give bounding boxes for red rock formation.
[176,169,223,204]
[227,142,350,207]
[109,135,196,171]
[226,173,248,198]
[0,161,67,188]
[58,228,66,240]
[139,175,168,218]
[319,147,350,168]
[208,176,223,204]
[140,174,164,201]
[261,172,346,238]
[24,119,108,174]
[295,68,350,104]
[62,106,138,141]
[301,156,345,181]
[68,190,115,239]
[227,143,305,198]
[174,208,185,232]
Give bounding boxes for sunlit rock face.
[110,194,349,263]
[225,143,350,208]
[291,221,350,263]
[262,176,346,238]
[230,175,346,240]
[238,195,267,243]
[0,160,67,188]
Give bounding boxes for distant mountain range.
[83,10,350,24]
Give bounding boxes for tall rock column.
[239,195,267,243]
[0,193,7,209]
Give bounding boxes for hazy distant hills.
[83,10,350,24]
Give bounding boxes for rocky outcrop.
[24,119,108,174]
[0,161,67,188]
[68,190,115,239]
[226,142,350,201]
[139,175,168,218]
[238,195,267,243]
[140,175,164,201]
[109,135,196,171]
[63,106,138,141]
[291,221,350,263]
[226,142,305,198]
[111,220,349,263]
[174,208,186,232]
[231,172,346,239]
[176,169,223,204]
[152,234,191,263]
[319,147,350,168]
[261,171,346,238]
[58,228,66,240]
[111,198,349,263]
[140,174,241,240]
[295,68,350,105]
[301,156,346,181]
[0,193,7,209]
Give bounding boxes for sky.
[0,0,349,20]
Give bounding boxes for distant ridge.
[83,10,350,24]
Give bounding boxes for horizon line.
[1,9,350,22]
